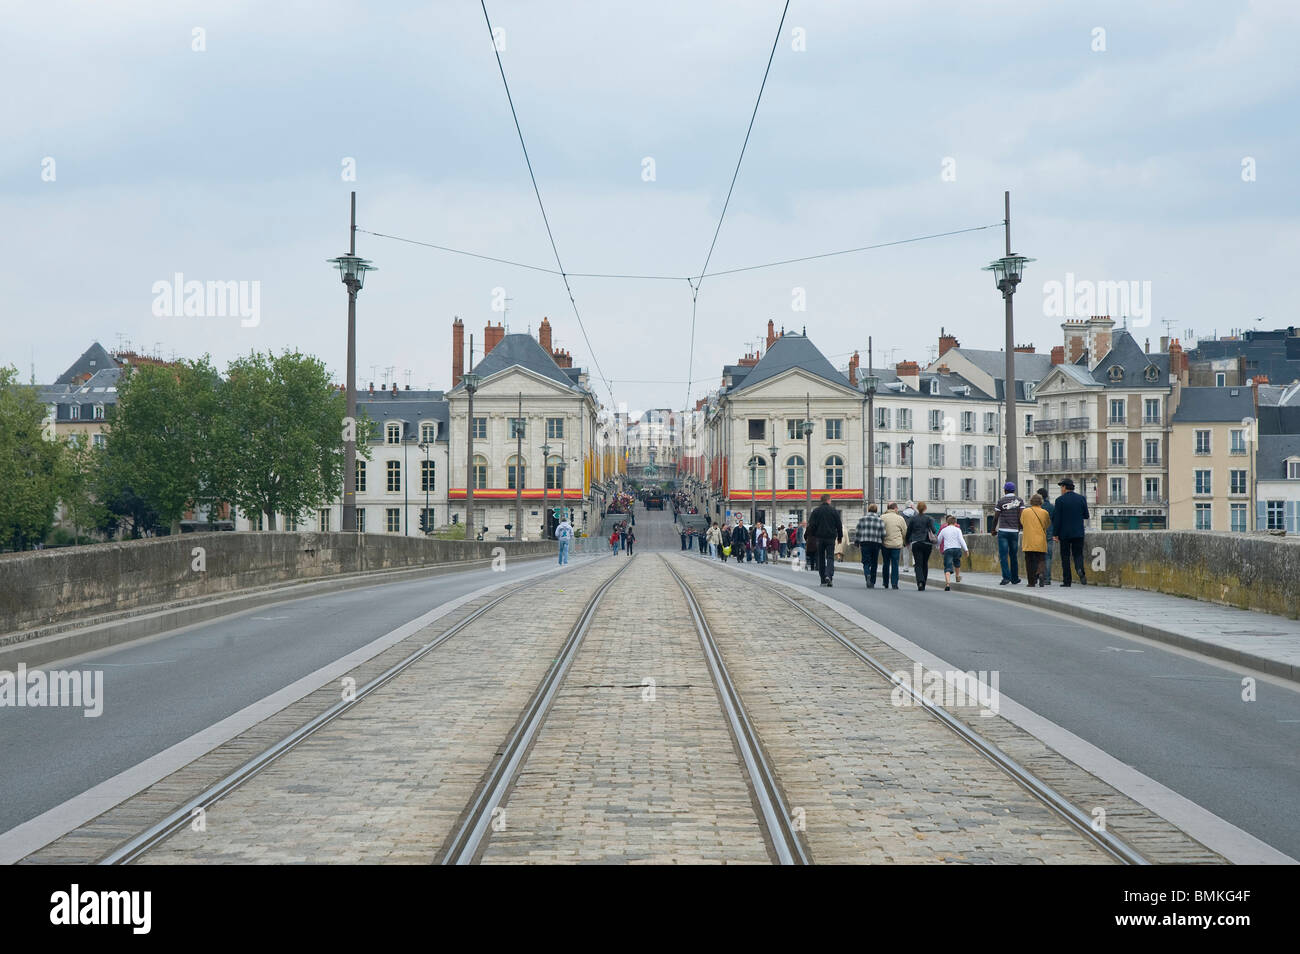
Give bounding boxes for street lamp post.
[327,192,376,533]
[768,438,778,529]
[514,392,523,541]
[403,431,412,535]
[463,369,481,542]
[983,191,1034,491]
[904,437,915,503]
[748,445,758,525]
[541,440,552,539]
[804,394,814,522]
[865,338,879,508]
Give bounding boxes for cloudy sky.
[4,0,1297,414]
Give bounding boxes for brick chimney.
[1014,343,1035,354]
[452,317,464,387]
[1062,319,1087,364]
[553,348,572,369]
[484,321,505,355]
[539,316,552,354]
[1050,345,1065,366]
[1087,316,1115,369]
[938,327,959,357]
[1168,338,1187,384]
[848,351,859,386]
[738,351,759,368]
[766,319,777,350]
[896,360,920,391]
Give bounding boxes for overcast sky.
[4,0,1297,414]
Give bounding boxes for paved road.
[0,549,590,835]
[709,550,1300,859]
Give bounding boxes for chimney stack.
[1013,343,1035,354]
[895,360,920,390]
[1086,315,1115,370]
[938,327,960,357]
[1145,337,1150,354]
[1062,319,1087,364]
[539,316,553,354]
[848,351,859,386]
[1159,335,1169,352]
[766,319,777,350]
[1050,346,1065,366]
[452,317,465,387]
[1168,338,1187,384]
[484,321,505,356]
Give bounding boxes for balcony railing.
[1194,448,1211,456]
[1033,419,1060,433]
[1108,457,1126,467]
[1066,417,1090,430]
[1142,493,1165,504]
[1108,416,1127,427]
[1143,416,1162,426]
[1108,494,1127,504]
[1028,457,1099,473]
[960,460,977,469]
[1142,456,1161,467]
[1229,447,1248,456]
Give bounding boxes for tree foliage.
[0,366,63,549]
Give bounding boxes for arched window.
[546,455,563,490]
[825,455,844,490]
[746,455,768,491]
[471,454,488,490]
[785,455,805,491]
[507,454,526,490]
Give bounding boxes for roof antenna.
[801,325,806,335]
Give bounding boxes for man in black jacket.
[730,519,748,563]
[807,494,844,587]
[1051,478,1090,586]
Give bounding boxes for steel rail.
[100,567,573,865]
[662,557,810,865]
[440,556,635,864]
[750,573,1149,865]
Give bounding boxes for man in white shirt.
[555,518,573,565]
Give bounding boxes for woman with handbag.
[906,501,937,591]
[1021,494,1052,586]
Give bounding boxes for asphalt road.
[0,547,587,835]
[707,545,1300,860]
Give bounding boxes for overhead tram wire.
[479,0,616,408]
[684,0,791,411]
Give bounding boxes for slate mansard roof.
[729,333,851,394]
[456,333,585,392]
[359,390,449,442]
[1171,387,1256,424]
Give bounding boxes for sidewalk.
[907,566,1300,683]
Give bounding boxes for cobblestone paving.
[671,553,1118,864]
[477,556,771,864]
[130,560,626,864]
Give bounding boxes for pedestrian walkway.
[909,567,1300,682]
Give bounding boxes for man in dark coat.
[730,520,748,563]
[806,494,844,587]
[1051,478,1090,586]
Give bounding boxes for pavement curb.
[0,553,556,671]
[900,569,1300,684]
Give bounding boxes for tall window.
[875,442,891,466]
[875,476,890,500]
[387,460,401,492]
[824,455,844,490]
[984,445,997,469]
[984,411,997,433]
[94,404,105,420]
[961,478,977,501]
[420,422,436,443]
[787,419,809,440]
[319,509,330,532]
[1230,503,1247,532]
[1109,439,1125,466]
[1267,500,1285,529]
[1290,460,1300,480]
[1144,439,1159,465]
[386,423,401,444]
[1195,503,1212,530]
[386,508,401,533]
[1230,429,1247,455]
[1194,469,1212,495]
[896,408,912,430]
[785,455,805,490]
[875,407,891,429]
[749,419,766,440]
[70,404,80,420]
[899,441,911,464]
[928,409,943,431]
[509,417,526,439]
[92,433,106,449]
[356,509,365,533]
[896,477,910,502]
[1195,430,1211,455]
[961,411,975,433]
[824,419,842,440]
[421,460,435,493]
[746,456,768,490]
[547,417,564,439]
[546,455,563,490]
[928,477,944,500]
[1230,469,1247,494]
[1144,398,1160,424]
[928,444,944,467]
[471,455,488,490]
[471,417,487,439]
[1109,399,1125,425]
[1024,413,1033,436]
[1109,477,1125,503]
[507,455,526,489]
[355,460,367,492]
[1144,477,1160,502]
[420,508,434,533]
[961,444,975,467]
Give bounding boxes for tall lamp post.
[541,441,552,539]
[983,191,1034,490]
[513,392,523,540]
[327,192,376,533]
[803,395,814,522]
[865,338,879,508]
[904,437,915,503]
[767,439,778,528]
[462,370,481,541]
[748,445,758,525]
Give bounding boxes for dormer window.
[1108,365,1124,382]
[928,379,939,395]
[1144,365,1160,382]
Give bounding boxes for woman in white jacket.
[936,515,969,591]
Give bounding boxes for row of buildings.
[679,318,1300,534]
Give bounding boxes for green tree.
[0,366,63,550]
[103,358,223,534]
[214,350,346,530]
[55,435,108,545]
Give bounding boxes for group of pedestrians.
[851,501,967,591]
[607,520,636,556]
[992,479,1090,586]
